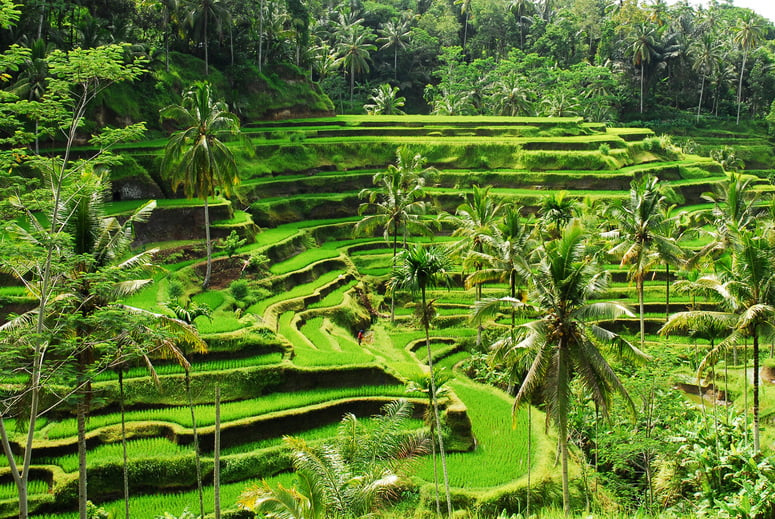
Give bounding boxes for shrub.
[230,279,250,301]
[167,279,184,301]
[598,143,610,155]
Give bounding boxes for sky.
[685,0,775,23]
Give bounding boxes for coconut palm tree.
[733,13,766,125]
[238,400,427,518]
[377,14,413,80]
[476,223,646,515]
[604,175,683,349]
[160,81,243,289]
[626,22,658,114]
[390,244,453,517]
[663,230,775,453]
[689,32,720,122]
[335,22,376,104]
[355,147,437,321]
[538,191,578,238]
[180,0,232,75]
[696,172,759,264]
[445,185,504,345]
[406,369,451,517]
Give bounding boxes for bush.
[230,279,250,301]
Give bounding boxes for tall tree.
[0,43,146,519]
[604,175,683,350]
[662,231,775,453]
[355,147,436,321]
[180,0,232,75]
[445,185,504,345]
[160,81,243,289]
[690,32,720,122]
[391,245,454,517]
[733,13,765,125]
[478,223,645,515]
[626,22,658,114]
[335,21,376,104]
[377,14,412,80]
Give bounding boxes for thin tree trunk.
[185,369,204,518]
[120,369,130,519]
[526,405,532,518]
[422,286,452,517]
[743,339,749,446]
[640,61,645,114]
[696,74,705,122]
[390,220,398,323]
[0,417,28,519]
[204,8,209,76]
[638,275,645,350]
[203,196,212,289]
[77,399,88,519]
[258,0,264,72]
[214,384,222,519]
[736,52,747,126]
[753,331,760,452]
[664,263,670,321]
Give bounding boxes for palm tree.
[406,370,452,518]
[363,83,406,115]
[239,400,427,518]
[446,185,504,345]
[180,0,231,75]
[160,81,243,289]
[454,0,472,52]
[508,0,535,49]
[490,73,533,116]
[604,175,683,349]
[12,38,52,155]
[377,14,412,80]
[733,13,765,125]
[690,32,720,122]
[662,231,775,453]
[390,245,454,517]
[355,147,436,321]
[335,22,376,104]
[476,223,645,515]
[696,172,759,264]
[538,191,578,238]
[626,22,658,113]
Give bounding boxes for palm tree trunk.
[258,0,264,72]
[640,61,645,114]
[185,368,204,518]
[638,275,645,349]
[391,221,398,323]
[736,52,747,126]
[203,196,212,289]
[753,331,760,452]
[204,8,210,76]
[665,263,670,321]
[422,286,453,517]
[214,384,222,519]
[120,369,130,519]
[526,405,532,518]
[696,74,705,122]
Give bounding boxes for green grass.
[41,385,407,440]
[248,270,344,316]
[35,474,297,519]
[416,379,532,488]
[0,480,48,500]
[269,248,343,275]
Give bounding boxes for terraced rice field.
[4,115,764,518]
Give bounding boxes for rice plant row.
[42,385,408,440]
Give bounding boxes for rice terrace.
[3,1,775,519]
